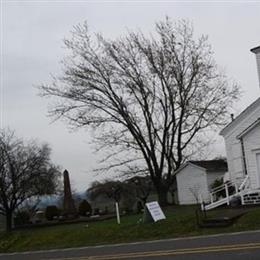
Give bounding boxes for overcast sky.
[1,1,260,191]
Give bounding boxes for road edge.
[2,229,260,256]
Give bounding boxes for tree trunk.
[141,198,147,207]
[5,211,13,232]
[157,186,169,207]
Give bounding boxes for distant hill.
[38,191,88,208]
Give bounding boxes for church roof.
[174,159,228,175]
[189,159,228,172]
[220,97,260,137]
[237,118,260,139]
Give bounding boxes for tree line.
[0,129,60,231]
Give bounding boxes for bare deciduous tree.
[40,18,239,206]
[0,129,61,231]
[127,176,152,206]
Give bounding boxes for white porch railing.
[239,175,250,191]
[201,175,250,211]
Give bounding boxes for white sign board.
[145,201,166,222]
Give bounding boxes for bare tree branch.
[39,18,240,205]
[0,129,61,231]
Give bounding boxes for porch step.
[200,218,232,228]
[243,190,260,205]
[199,210,247,228]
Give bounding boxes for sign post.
[115,202,121,224]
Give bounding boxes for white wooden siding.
[176,165,209,205]
[243,123,260,188]
[222,102,260,184]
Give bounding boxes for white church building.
[204,46,260,210]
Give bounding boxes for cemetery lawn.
[1,206,260,253]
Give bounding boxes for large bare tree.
[40,19,239,206]
[0,130,61,231]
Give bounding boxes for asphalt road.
[2,230,260,259]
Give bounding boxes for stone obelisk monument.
[63,169,77,218]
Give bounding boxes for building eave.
[251,46,260,54]
[237,118,260,139]
[174,162,206,176]
[220,97,260,137]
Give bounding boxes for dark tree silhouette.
[40,18,239,205]
[87,180,134,204]
[127,176,153,206]
[0,130,61,231]
[78,199,92,216]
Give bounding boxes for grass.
[1,205,260,253]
